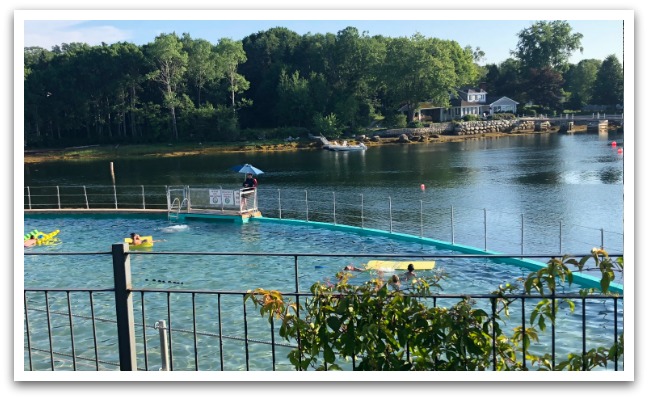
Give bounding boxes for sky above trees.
[20,10,626,67]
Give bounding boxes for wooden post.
[112,243,137,371]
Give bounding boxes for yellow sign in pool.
[365,260,436,270]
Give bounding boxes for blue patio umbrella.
[230,163,265,175]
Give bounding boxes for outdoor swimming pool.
[22,214,624,371]
[23,213,536,291]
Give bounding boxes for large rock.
[397,134,410,143]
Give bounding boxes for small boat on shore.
[322,138,367,152]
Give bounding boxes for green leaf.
[324,344,336,364]
[327,316,342,332]
[601,274,611,293]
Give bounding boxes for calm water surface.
[22,132,626,371]
[25,132,626,252]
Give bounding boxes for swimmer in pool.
[389,274,401,290]
[130,233,147,245]
[344,265,366,272]
[129,233,165,245]
[24,235,37,248]
[401,263,416,281]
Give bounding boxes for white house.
[399,88,519,123]
[487,96,519,114]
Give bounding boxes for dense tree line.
[483,21,623,114]
[23,21,623,148]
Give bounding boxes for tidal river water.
[21,131,627,371]
[24,131,626,254]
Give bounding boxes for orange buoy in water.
[420,184,425,191]
[617,148,623,154]
[611,141,617,147]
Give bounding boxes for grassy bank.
[23,140,314,164]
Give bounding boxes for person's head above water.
[407,263,415,272]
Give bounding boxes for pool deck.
[25,207,262,223]
[25,208,168,214]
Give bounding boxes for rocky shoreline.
[23,123,595,164]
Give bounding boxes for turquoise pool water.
[23,213,537,292]
[22,214,623,371]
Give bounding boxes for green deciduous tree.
[591,55,624,107]
[524,67,565,111]
[563,59,601,109]
[276,69,312,127]
[312,113,340,138]
[181,34,220,107]
[240,27,301,127]
[328,27,386,131]
[215,38,250,115]
[381,34,478,122]
[483,58,523,99]
[144,33,188,141]
[512,20,583,74]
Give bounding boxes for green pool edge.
[250,216,624,295]
[24,211,623,294]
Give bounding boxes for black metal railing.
[23,247,624,372]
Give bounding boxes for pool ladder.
[168,197,188,221]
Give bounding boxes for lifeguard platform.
[167,185,262,223]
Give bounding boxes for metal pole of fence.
[451,206,455,244]
[57,186,61,209]
[521,213,524,258]
[420,200,423,238]
[83,186,89,209]
[360,194,364,229]
[187,185,192,212]
[305,190,309,222]
[220,186,224,212]
[113,185,118,209]
[601,228,604,249]
[141,185,146,209]
[559,220,563,254]
[27,186,32,209]
[155,320,170,371]
[111,243,137,371]
[389,197,393,233]
[278,189,282,219]
[484,208,487,250]
[333,192,337,225]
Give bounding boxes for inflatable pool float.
[24,230,61,246]
[365,260,436,270]
[124,235,154,249]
